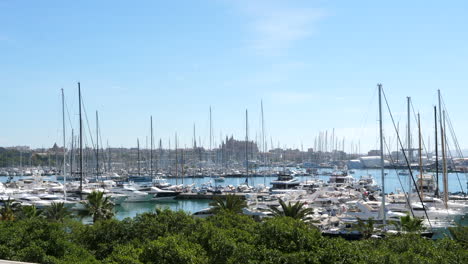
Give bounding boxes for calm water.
[114,200,211,220]
[162,168,467,194]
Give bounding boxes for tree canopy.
[0,202,466,264]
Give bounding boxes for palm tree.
[399,214,425,233]
[44,202,71,222]
[17,205,43,220]
[80,191,115,223]
[353,217,377,239]
[0,198,21,221]
[209,194,247,214]
[269,199,314,221]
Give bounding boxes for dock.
[176,193,246,200]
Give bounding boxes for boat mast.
[443,110,449,208]
[175,132,178,185]
[418,113,423,200]
[434,106,439,197]
[407,96,412,205]
[245,109,249,185]
[61,88,67,200]
[209,106,212,159]
[438,90,448,208]
[181,145,185,185]
[150,116,153,178]
[78,82,83,193]
[261,100,266,186]
[96,111,99,179]
[378,84,386,226]
[70,129,74,183]
[137,138,140,176]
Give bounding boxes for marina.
[2,1,468,263]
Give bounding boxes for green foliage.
[400,214,425,232]
[140,235,208,264]
[16,205,43,220]
[75,218,132,260]
[352,217,377,239]
[80,191,115,223]
[448,224,468,249]
[209,194,247,214]
[269,198,314,221]
[130,208,197,241]
[0,205,465,264]
[257,216,322,253]
[103,243,143,264]
[0,218,98,263]
[44,202,72,222]
[0,198,21,221]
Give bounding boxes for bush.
[139,235,208,264]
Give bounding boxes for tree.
[448,224,467,249]
[17,205,43,220]
[399,214,425,233]
[0,198,21,221]
[139,235,208,264]
[209,194,247,214]
[80,191,114,223]
[269,199,314,221]
[44,202,71,222]
[352,217,377,239]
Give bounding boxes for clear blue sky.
[1,0,467,152]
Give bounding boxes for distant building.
[359,156,390,168]
[367,150,380,156]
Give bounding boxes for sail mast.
[443,110,449,208]
[438,90,448,208]
[61,88,67,200]
[407,96,412,206]
[150,116,153,178]
[418,113,423,200]
[434,106,439,197]
[70,129,74,185]
[378,84,386,225]
[96,111,99,179]
[175,132,178,185]
[137,138,140,176]
[261,100,266,186]
[78,82,83,193]
[245,109,249,185]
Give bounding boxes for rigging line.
[381,88,432,228]
[445,140,466,194]
[383,136,415,217]
[409,101,430,163]
[352,87,378,146]
[442,97,465,162]
[440,96,466,194]
[64,98,74,132]
[80,95,96,153]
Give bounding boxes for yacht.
[144,187,180,200]
[270,171,300,190]
[111,184,153,203]
[152,174,171,189]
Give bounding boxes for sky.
[1,0,468,153]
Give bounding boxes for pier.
[175,192,247,200]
